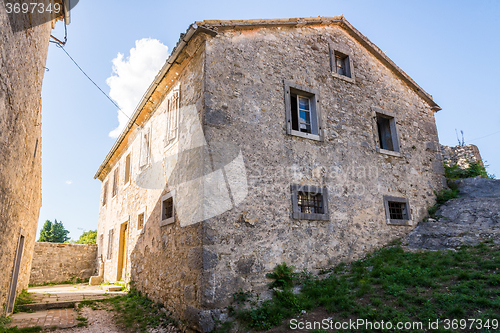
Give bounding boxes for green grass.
[78,288,178,333]
[222,241,500,332]
[12,291,34,314]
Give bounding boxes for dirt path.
[49,306,181,333]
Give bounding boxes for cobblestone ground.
[7,308,76,329]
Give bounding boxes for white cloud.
[65,181,72,185]
[107,38,169,138]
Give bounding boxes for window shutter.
[140,128,150,167]
[165,88,179,146]
[107,229,114,260]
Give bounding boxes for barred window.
[297,192,324,214]
[291,185,329,221]
[383,196,411,225]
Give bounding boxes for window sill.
[289,130,322,142]
[292,212,329,221]
[160,218,175,227]
[123,181,131,190]
[331,72,355,84]
[386,219,412,226]
[377,148,401,157]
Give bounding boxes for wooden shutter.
[140,128,150,167]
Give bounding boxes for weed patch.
[78,288,178,333]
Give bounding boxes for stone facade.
[0,3,57,314]
[441,144,483,169]
[95,17,445,331]
[29,243,98,285]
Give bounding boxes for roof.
[94,16,441,180]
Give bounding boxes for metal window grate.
[162,197,173,220]
[388,201,407,220]
[297,192,324,214]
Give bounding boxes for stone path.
[406,177,500,250]
[21,283,126,311]
[7,283,126,329]
[7,308,77,329]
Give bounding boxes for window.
[284,81,322,141]
[107,229,114,260]
[291,185,329,221]
[124,154,131,184]
[329,44,355,83]
[102,181,108,206]
[164,86,180,147]
[372,107,401,155]
[383,196,411,225]
[139,128,150,168]
[160,192,175,226]
[112,167,119,197]
[137,212,145,230]
[334,52,350,77]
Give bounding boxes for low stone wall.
[29,242,98,285]
[441,144,483,169]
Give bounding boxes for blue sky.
[38,0,500,240]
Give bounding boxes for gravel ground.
[49,306,181,333]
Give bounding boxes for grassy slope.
[226,241,500,333]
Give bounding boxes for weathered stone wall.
[29,243,98,285]
[200,24,445,312]
[97,34,208,322]
[0,6,52,312]
[441,144,483,169]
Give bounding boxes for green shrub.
[444,161,490,179]
[266,263,296,289]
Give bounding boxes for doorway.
[6,234,25,315]
[117,222,128,281]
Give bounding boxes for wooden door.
[6,235,25,314]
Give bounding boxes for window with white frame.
[284,81,322,141]
[139,128,150,168]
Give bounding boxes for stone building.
[0,1,67,315]
[94,16,445,331]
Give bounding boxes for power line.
[468,129,500,143]
[54,44,138,127]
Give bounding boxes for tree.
[38,219,70,243]
[71,230,97,244]
[38,220,53,242]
